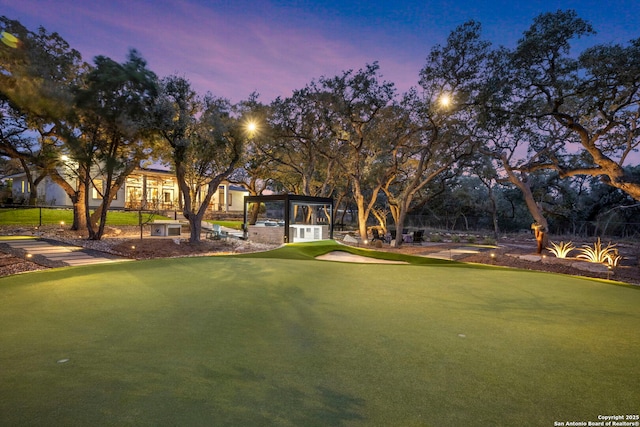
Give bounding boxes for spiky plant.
[576,238,618,264]
[605,250,623,268]
[547,241,575,258]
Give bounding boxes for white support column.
[224,185,228,212]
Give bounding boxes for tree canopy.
[1,11,639,242]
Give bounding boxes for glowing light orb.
[1,31,19,48]
[439,93,452,107]
[246,121,257,133]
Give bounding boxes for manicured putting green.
[0,242,638,426]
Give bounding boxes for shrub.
[482,236,496,246]
[547,241,575,259]
[466,235,477,244]
[451,235,461,243]
[430,233,443,243]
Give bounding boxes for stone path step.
[1,238,130,267]
[423,246,489,260]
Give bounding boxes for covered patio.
[243,195,334,244]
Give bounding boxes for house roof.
[229,185,249,192]
[1,172,25,180]
[1,166,249,192]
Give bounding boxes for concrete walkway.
[0,238,131,267]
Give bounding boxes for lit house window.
[92,179,118,200]
[92,180,103,199]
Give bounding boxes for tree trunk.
[488,186,499,239]
[89,182,114,240]
[48,170,87,231]
[84,171,96,239]
[189,213,203,241]
[249,202,260,225]
[355,193,369,242]
[503,157,549,250]
[390,191,417,248]
[352,179,384,242]
[71,188,86,231]
[174,156,234,243]
[392,210,409,248]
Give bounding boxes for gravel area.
[0,225,277,277]
[0,252,48,276]
[376,237,639,286]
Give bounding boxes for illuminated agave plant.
[576,238,619,265]
[605,251,623,268]
[547,241,575,259]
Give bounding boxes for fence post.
[39,207,42,227]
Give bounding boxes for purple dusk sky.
[2,0,638,104]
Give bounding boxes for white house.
[6,167,248,213]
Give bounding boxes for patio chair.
[206,224,229,240]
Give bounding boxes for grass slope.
[0,244,638,426]
[236,240,482,267]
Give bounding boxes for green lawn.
[0,207,172,226]
[211,220,243,230]
[0,242,638,426]
[0,207,242,229]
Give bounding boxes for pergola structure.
[243,194,334,244]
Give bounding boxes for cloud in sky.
[2,0,425,101]
[1,0,638,103]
